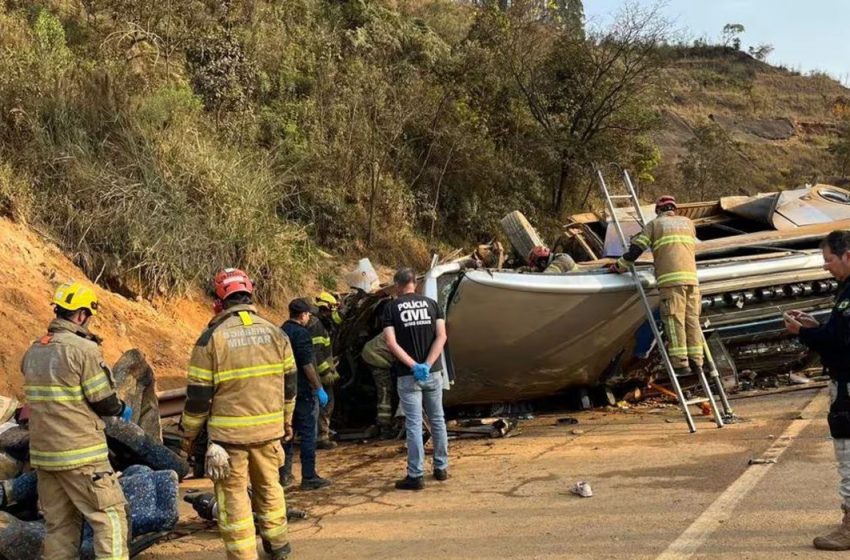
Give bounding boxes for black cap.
[288,298,316,315]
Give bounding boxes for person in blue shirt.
[280,298,332,491]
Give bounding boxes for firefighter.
[610,195,703,376]
[528,246,577,274]
[179,269,297,560]
[361,332,396,439]
[21,282,132,560]
[310,292,340,450]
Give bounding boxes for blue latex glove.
[412,363,431,382]
[119,403,133,423]
[314,386,329,408]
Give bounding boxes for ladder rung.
[609,195,633,199]
[686,397,710,405]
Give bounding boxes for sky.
[584,0,850,84]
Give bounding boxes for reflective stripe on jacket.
[307,315,336,378]
[21,319,116,471]
[180,305,297,445]
[543,254,577,274]
[618,212,698,287]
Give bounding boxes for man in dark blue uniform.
[786,230,850,550]
[280,298,332,491]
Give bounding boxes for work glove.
[205,443,231,481]
[314,386,329,408]
[118,402,133,423]
[412,363,431,382]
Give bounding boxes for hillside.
[648,48,850,201]
[0,217,215,398]
[1,0,849,355]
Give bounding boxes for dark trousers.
[282,393,318,480]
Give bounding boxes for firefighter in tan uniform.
[309,292,341,450]
[21,282,131,560]
[611,196,704,376]
[179,269,297,560]
[528,246,578,274]
[361,332,395,438]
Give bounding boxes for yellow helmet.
[315,291,338,309]
[52,282,99,316]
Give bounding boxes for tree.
[549,0,584,36]
[748,43,774,61]
[478,0,667,213]
[678,123,746,200]
[721,23,745,49]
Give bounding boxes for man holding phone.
[785,230,850,550]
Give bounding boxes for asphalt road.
[139,386,840,559]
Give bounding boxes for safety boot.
[300,476,332,491]
[673,367,692,378]
[278,468,294,489]
[263,540,291,559]
[316,439,338,450]
[814,505,850,550]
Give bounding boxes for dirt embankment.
[0,217,217,398]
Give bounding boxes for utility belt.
[828,370,850,439]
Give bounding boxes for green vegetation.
[0,1,847,301]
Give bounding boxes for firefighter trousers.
[372,367,393,428]
[318,384,335,442]
[215,440,288,560]
[659,285,704,370]
[38,463,129,560]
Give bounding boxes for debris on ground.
[570,481,593,498]
[748,458,777,465]
[183,491,308,523]
[556,417,579,425]
[446,418,519,439]
[0,350,184,558]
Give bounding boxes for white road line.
[655,389,828,560]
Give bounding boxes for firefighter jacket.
[799,280,850,378]
[307,315,338,384]
[180,305,297,445]
[361,333,393,370]
[543,254,577,274]
[618,212,698,288]
[21,319,120,471]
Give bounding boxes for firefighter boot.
[673,367,692,379]
[814,505,850,550]
[263,540,292,559]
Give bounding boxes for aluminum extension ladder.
[595,167,735,432]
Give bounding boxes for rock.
[571,429,585,435]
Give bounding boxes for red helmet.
[213,268,254,300]
[528,246,551,268]
[655,195,677,212]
